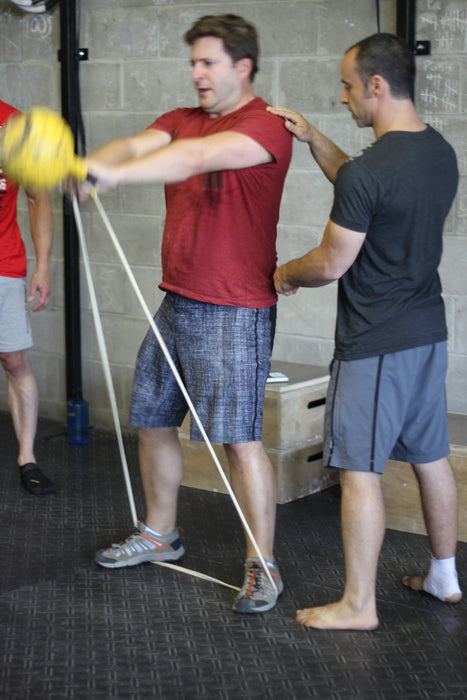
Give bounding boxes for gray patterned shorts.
[130,292,276,444]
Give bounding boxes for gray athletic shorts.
[130,292,276,443]
[323,342,449,473]
[0,276,33,352]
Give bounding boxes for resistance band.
[72,192,276,595]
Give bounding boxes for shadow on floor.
[1,410,466,699]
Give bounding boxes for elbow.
[319,261,343,284]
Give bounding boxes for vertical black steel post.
[396,0,416,50]
[396,0,417,100]
[60,0,83,401]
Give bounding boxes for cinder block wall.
[0,0,466,430]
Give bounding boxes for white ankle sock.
[422,555,462,601]
[143,523,165,538]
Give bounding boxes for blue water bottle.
[67,397,90,444]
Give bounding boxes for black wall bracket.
[58,48,89,61]
[397,0,431,56]
[414,40,431,56]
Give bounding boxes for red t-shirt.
[0,100,26,278]
[149,97,292,308]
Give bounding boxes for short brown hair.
[184,14,259,81]
[348,33,414,99]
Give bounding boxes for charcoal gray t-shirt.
[330,126,458,360]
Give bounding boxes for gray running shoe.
[95,521,184,568]
[233,558,283,614]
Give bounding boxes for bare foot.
[296,601,379,631]
[402,575,463,604]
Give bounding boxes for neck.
[373,98,426,139]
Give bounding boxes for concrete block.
[81,310,147,365]
[276,285,337,339]
[83,113,154,155]
[276,224,322,263]
[457,177,467,216]
[1,63,60,111]
[446,355,467,414]
[418,58,460,114]
[444,296,455,353]
[82,359,135,429]
[84,7,159,61]
[28,353,65,404]
[443,119,467,177]
[0,9,22,61]
[81,263,129,316]
[29,306,64,355]
[157,6,208,59]
[279,58,341,114]
[253,58,275,108]
[80,260,163,320]
[317,0,394,55]
[6,9,59,62]
[120,182,167,217]
[440,236,467,295]
[272,334,335,369]
[246,2,319,57]
[80,63,123,112]
[123,59,193,113]
[89,212,163,266]
[454,296,467,353]
[279,170,334,228]
[418,1,467,53]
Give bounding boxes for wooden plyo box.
[179,361,339,504]
[381,415,467,543]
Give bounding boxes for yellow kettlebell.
[0,106,88,190]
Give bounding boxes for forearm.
[26,190,54,310]
[279,250,338,289]
[89,138,137,165]
[274,221,365,296]
[306,128,349,184]
[101,138,204,186]
[26,190,53,268]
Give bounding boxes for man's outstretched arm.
[267,106,348,184]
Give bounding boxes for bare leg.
[402,458,462,603]
[224,441,276,562]
[0,350,38,465]
[138,426,184,535]
[296,469,384,630]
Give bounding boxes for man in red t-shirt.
[84,15,292,614]
[0,100,56,495]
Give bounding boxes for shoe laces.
[108,529,156,557]
[243,561,277,598]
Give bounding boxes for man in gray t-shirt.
[269,32,462,631]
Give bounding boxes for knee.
[138,425,179,449]
[0,351,30,379]
[224,441,266,468]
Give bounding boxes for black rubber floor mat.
[1,410,466,699]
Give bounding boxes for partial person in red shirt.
[0,100,55,495]
[82,14,292,614]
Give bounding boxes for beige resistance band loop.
[72,192,275,595]
[72,195,138,526]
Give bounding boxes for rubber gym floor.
[1,409,466,699]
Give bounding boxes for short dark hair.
[347,33,415,99]
[184,14,259,82]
